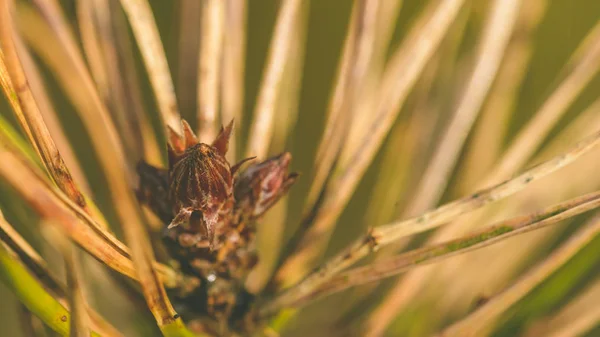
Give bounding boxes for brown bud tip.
[231,156,256,175]
[168,207,193,229]
[181,120,198,148]
[167,125,185,152]
[212,119,234,156]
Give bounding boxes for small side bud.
[234,152,298,218]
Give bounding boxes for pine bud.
[167,120,235,249]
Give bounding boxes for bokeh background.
[1,0,600,336]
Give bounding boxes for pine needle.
[437,215,600,336]
[404,0,522,217]
[261,129,600,317]
[197,0,224,143]
[117,0,182,133]
[291,192,600,308]
[245,0,302,159]
[220,0,246,162]
[0,0,91,214]
[275,0,467,288]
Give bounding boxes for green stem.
[0,113,39,165]
[268,308,297,333]
[160,320,208,337]
[0,243,101,337]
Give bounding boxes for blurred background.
[1,0,600,336]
